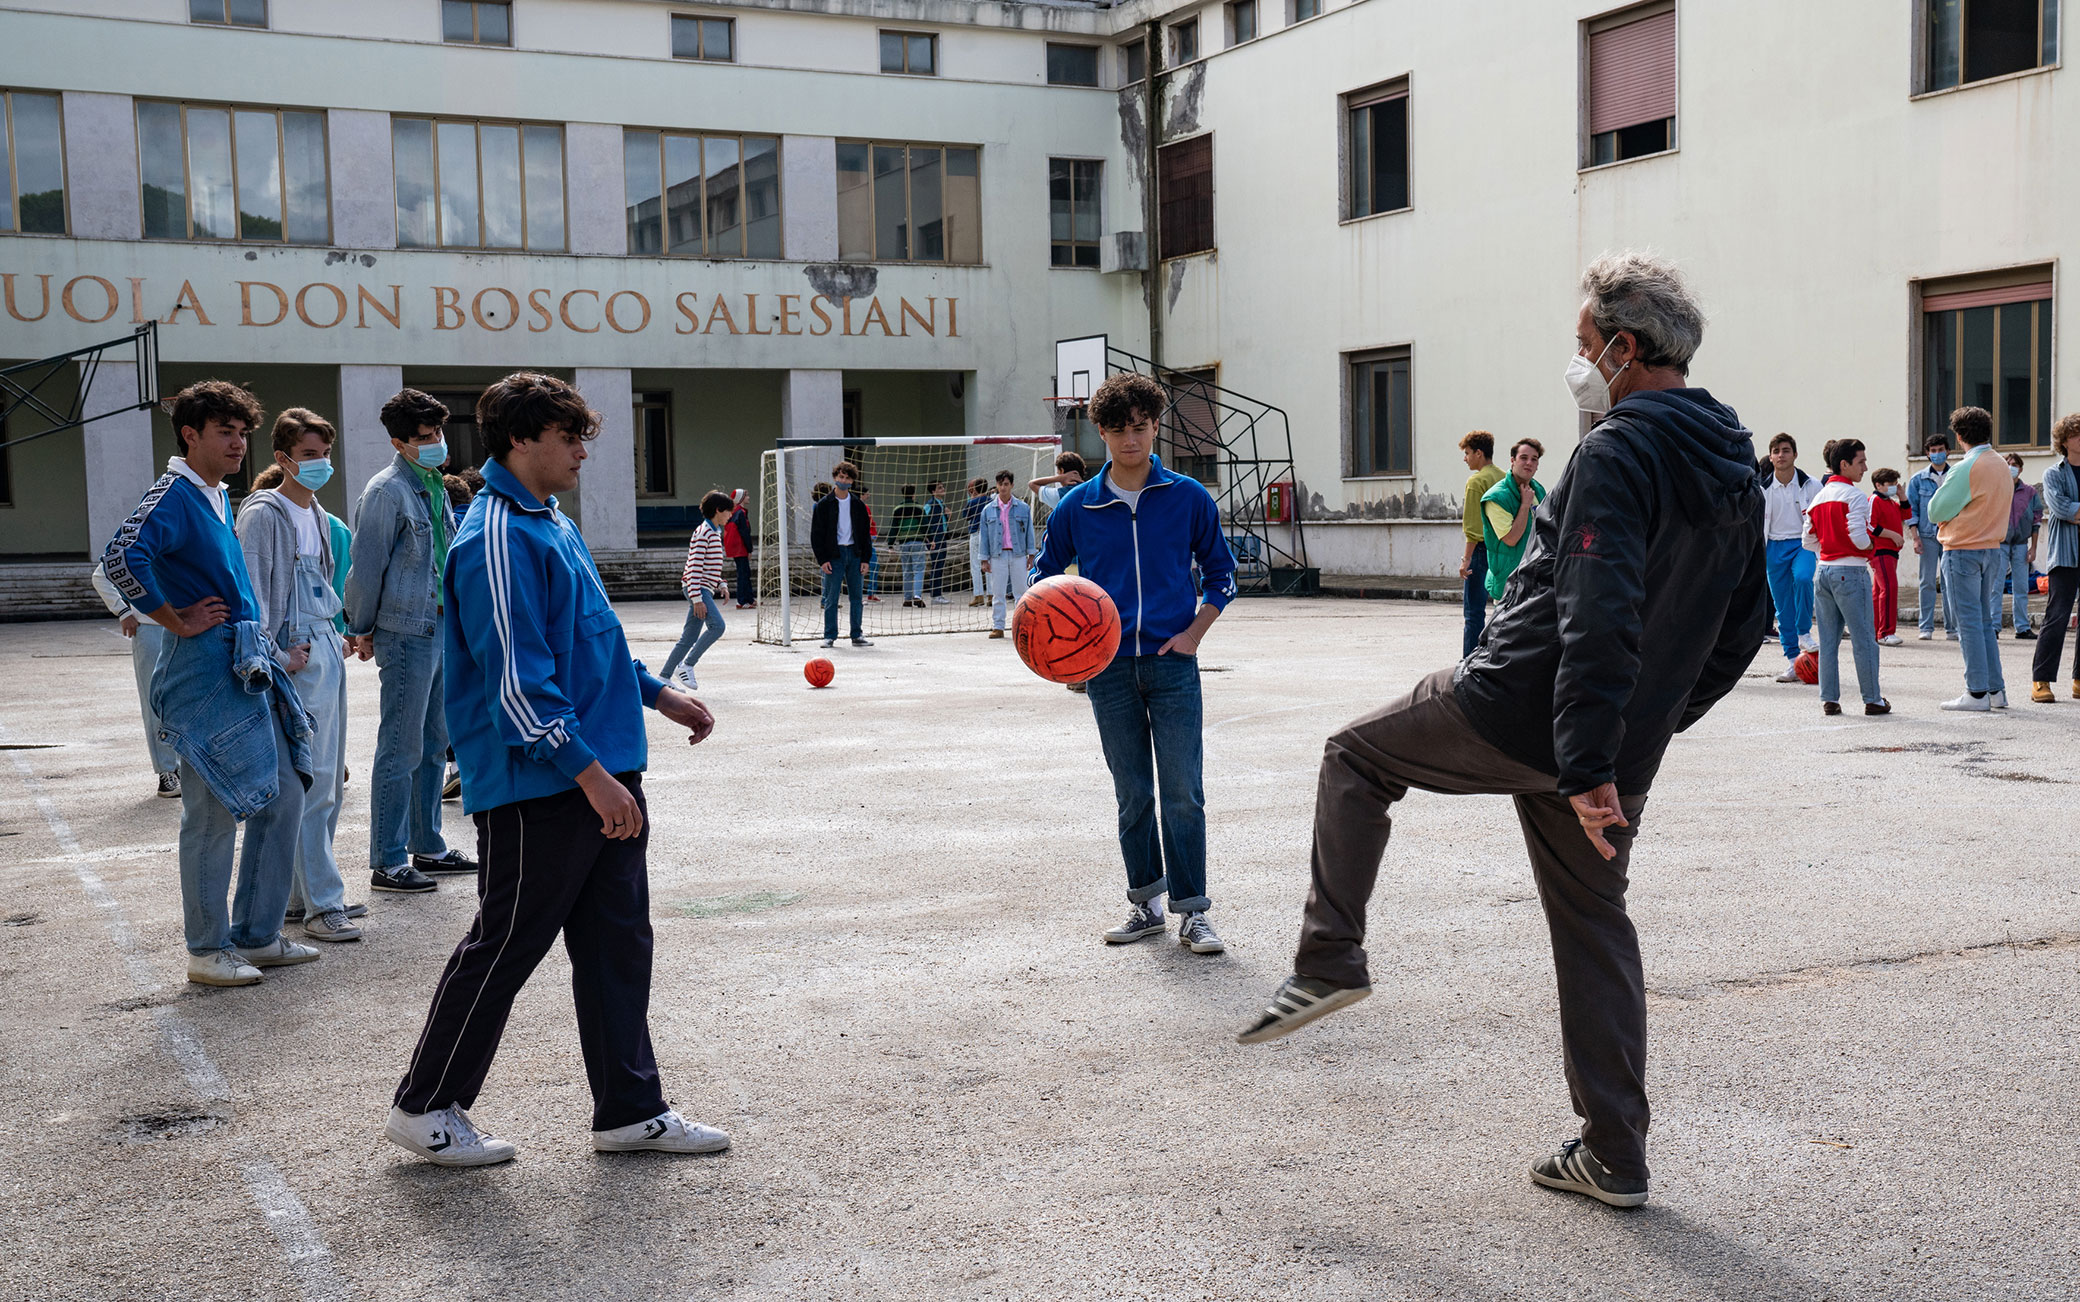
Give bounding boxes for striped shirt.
[681,520,724,598]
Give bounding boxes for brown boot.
[2033,682,2056,704]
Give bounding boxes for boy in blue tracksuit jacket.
[387,372,730,1169]
[1032,372,1238,955]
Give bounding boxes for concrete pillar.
[574,367,636,550]
[564,122,625,256]
[82,361,156,558]
[327,109,396,249]
[781,135,838,260]
[62,92,141,241]
[337,365,402,525]
[781,369,844,441]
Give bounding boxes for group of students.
[1757,409,2080,714]
[1456,430,1549,654]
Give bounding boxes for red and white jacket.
[680,520,725,598]
[1802,475,1874,567]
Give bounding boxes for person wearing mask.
[963,478,991,605]
[923,481,953,605]
[344,388,477,895]
[889,485,930,608]
[1479,438,1546,604]
[2001,452,2043,640]
[979,470,1035,639]
[1803,440,1888,716]
[1927,407,2011,711]
[1240,253,1768,1211]
[661,491,733,690]
[236,408,360,943]
[1457,432,1506,656]
[724,489,755,610]
[810,461,874,649]
[1907,435,1957,639]
[1867,468,1909,646]
[1760,433,1820,680]
[2030,414,2080,703]
[90,561,182,799]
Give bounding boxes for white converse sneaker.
[1940,692,1992,712]
[1989,690,2009,709]
[592,1108,731,1154]
[384,1105,518,1167]
[186,949,261,986]
[236,937,323,967]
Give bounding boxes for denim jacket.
[2044,460,2080,573]
[344,453,452,638]
[152,620,315,819]
[977,497,1035,554]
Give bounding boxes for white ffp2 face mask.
[1565,339,1624,415]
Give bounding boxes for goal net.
[755,437,1061,644]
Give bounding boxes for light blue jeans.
[661,588,726,679]
[129,621,179,773]
[2003,541,2033,633]
[1814,565,1882,705]
[179,717,304,955]
[1942,547,2006,695]
[370,615,448,870]
[901,540,928,600]
[286,631,348,917]
[1916,531,1956,635]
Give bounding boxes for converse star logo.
[426,1130,451,1152]
[643,1119,667,1139]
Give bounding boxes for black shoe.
[851,638,874,647]
[1865,699,1892,715]
[442,768,461,800]
[1236,974,1372,1044]
[1530,1138,1649,1208]
[284,904,305,924]
[371,866,437,894]
[2016,628,2038,640]
[412,850,478,875]
[1822,701,1841,716]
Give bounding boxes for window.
[1049,159,1101,268]
[1293,0,1322,21]
[1047,43,1101,86]
[1585,3,1676,167]
[443,1,511,45]
[1349,348,1412,477]
[1164,369,1222,485]
[1346,81,1409,217]
[1171,18,1200,63]
[1229,0,1258,45]
[393,118,563,250]
[881,31,937,75]
[836,141,981,263]
[671,14,733,61]
[1123,39,1148,84]
[634,392,673,497]
[0,91,65,235]
[190,0,266,26]
[136,101,326,243]
[1926,0,2059,90]
[623,130,780,258]
[1157,133,1213,259]
[1922,272,2054,449]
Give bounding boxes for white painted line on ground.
[2,722,348,1302]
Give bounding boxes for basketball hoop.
[1043,396,1088,418]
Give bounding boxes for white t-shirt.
[283,496,325,556]
[1107,472,1145,513]
[1762,472,1817,541]
[834,493,854,546]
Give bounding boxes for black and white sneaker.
[442,766,461,800]
[1529,1138,1649,1208]
[851,637,874,648]
[1235,974,1371,1044]
[385,1105,517,1167]
[1177,912,1225,954]
[1103,902,1166,944]
[156,771,182,799]
[371,866,438,894]
[412,849,478,875]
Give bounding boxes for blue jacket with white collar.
[1031,455,1238,656]
[444,459,668,814]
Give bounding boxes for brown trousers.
[1295,667,1653,1181]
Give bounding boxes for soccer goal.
[754,436,1061,645]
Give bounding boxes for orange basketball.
[1012,575,1122,684]
[1793,650,1818,685]
[805,657,835,688]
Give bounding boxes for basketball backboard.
[1052,335,1108,409]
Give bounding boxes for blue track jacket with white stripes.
[444,458,667,814]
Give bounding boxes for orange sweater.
[1932,448,2011,551]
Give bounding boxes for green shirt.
[409,460,451,587]
[1463,463,1504,542]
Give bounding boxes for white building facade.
[0,0,2069,592]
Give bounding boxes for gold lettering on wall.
[704,296,740,335]
[239,281,290,327]
[898,297,935,338]
[61,275,120,325]
[776,294,802,336]
[3,273,52,322]
[163,280,213,326]
[604,290,650,335]
[433,286,464,330]
[560,290,600,334]
[357,285,402,330]
[527,288,553,333]
[674,292,701,335]
[297,283,349,329]
[129,277,149,324]
[808,296,835,337]
[858,298,894,337]
[472,287,520,332]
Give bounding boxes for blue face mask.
[1929,451,1949,466]
[413,439,448,470]
[292,458,334,491]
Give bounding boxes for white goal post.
[754,436,1062,645]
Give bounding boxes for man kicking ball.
[1238,253,1767,1209]
[386,372,728,1166]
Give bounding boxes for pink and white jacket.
[1802,475,1874,567]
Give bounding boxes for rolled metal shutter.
[1589,9,1676,136]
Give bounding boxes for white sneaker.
[931,595,951,605]
[1878,634,1903,646]
[1917,631,1933,640]
[1798,634,1819,654]
[1989,690,2009,709]
[384,1105,518,1167]
[1774,665,1803,683]
[671,664,696,691]
[593,1108,731,1154]
[186,949,262,986]
[236,937,322,967]
[1940,692,1992,712]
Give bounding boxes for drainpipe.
[1143,18,1165,372]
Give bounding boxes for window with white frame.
[1348,347,1412,477]
[1925,0,2059,91]
[1345,80,1409,218]
[1049,159,1102,268]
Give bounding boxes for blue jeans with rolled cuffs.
[178,720,304,955]
[1085,652,1209,913]
[661,589,726,679]
[1814,564,1881,706]
[370,614,449,871]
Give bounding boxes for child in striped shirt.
[661,491,735,689]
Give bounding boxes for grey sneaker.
[156,771,182,798]
[851,637,874,647]
[1529,1138,1649,1208]
[186,949,261,987]
[820,639,837,649]
[1236,974,1372,1044]
[1177,911,1225,954]
[303,909,362,942]
[1103,902,1166,944]
[236,937,322,967]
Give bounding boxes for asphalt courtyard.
[2,597,2076,1301]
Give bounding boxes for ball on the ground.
[1793,649,1818,684]
[805,657,835,688]
[1012,575,1122,684]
